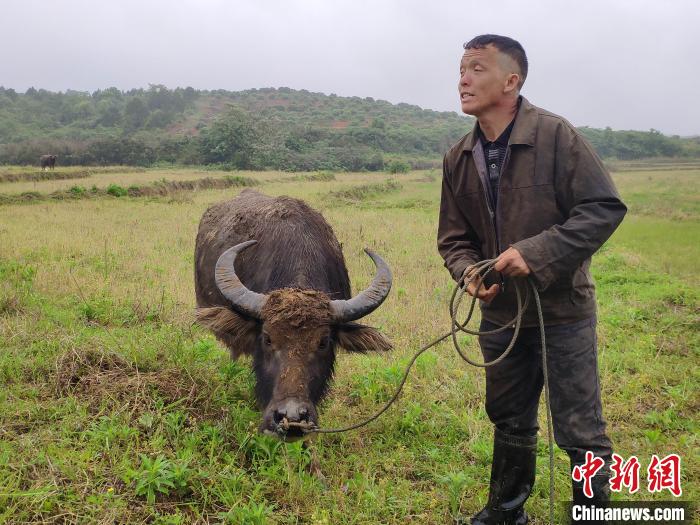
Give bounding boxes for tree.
[124,97,149,130]
[199,106,266,168]
[145,109,173,129]
[95,98,123,127]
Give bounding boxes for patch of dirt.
[54,348,223,419]
[0,290,24,316]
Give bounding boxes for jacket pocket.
[454,188,481,198]
[453,189,484,221]
[570,265,595,305]
[501,184,563,240]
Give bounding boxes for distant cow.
[194,190,393,440]
[40,155,57,170]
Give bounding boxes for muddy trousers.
[473,316,613,523]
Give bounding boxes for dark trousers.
[479,316,613,461]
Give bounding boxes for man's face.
[458,45,517,117]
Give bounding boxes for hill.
[0,86,697,170]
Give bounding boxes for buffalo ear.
[335,322,392,353]
[196,306,259,359]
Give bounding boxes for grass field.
[0,164,697,524]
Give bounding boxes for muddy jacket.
[437,97,627,326]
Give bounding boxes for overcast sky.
[2,0,698,136]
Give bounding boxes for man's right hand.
[461,267,500,303]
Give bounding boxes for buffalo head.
[197,240,392,440]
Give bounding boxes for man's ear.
[196,306,259,359]
[503,72,520,94]
[335,322,392,353]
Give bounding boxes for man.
[437,34,627,524]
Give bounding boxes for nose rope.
[297,259,556,525]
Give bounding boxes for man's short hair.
[463,34,528,90]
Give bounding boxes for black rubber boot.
[468,429,537,525]
[570,454,611,524]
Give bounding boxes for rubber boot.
[468,429,537,525]
[570,454,611,524]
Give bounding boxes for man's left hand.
[494,247,531,277]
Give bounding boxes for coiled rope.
[286,259,555,525]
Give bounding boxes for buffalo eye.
[262,332,272,347]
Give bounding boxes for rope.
[286,260,555,525]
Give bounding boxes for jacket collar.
[463,96,537,151]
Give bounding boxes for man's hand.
[494,247,531,277]
[461,267,500,303]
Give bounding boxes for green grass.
[0,165,697,523]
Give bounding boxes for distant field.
[0,164,697,524]
[0,166,254,195]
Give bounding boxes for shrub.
[387,160,410,174]
[106,184,127,197]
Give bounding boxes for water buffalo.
[40,154,57,170]
[194,189,392,440]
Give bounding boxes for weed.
[86,415,138,451]
[218,499,275,524]
[210,468,248,507]
[126,454,178,504]
[245,434,283,464]
[163,410,188,440]
[138,412,156,431]
[437,471,470,518]
[644,429,663,446]
[397,402,424,435]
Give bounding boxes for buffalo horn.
[330,249,392,323]
[214,240,267,319]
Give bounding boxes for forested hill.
[0,85,697,170]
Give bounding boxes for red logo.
[571,452,683,497]
[647,454,682,497]
[610,453,641,494]
[572,451,605,498]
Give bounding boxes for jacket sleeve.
[437,154,484,281]
[512,123,627,290]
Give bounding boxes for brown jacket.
[437,97,627,326]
